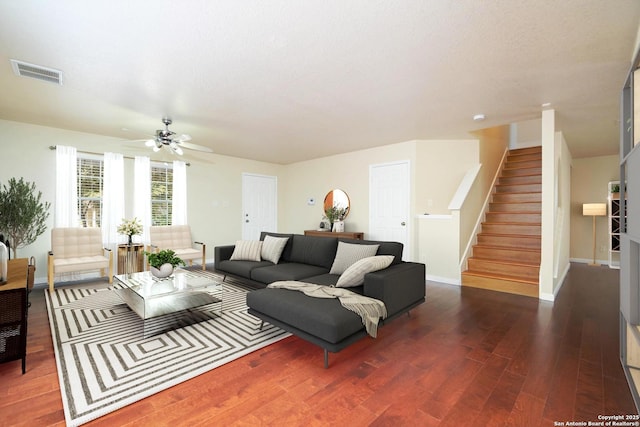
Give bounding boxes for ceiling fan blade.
[176,134,192,142]
[178,141,213,153]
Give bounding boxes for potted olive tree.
[145,249,185,278]
[0,177,50,258]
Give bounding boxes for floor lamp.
[583,203,607,266]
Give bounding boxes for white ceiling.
[0,1,639,164]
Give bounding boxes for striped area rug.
[45,272,290,427]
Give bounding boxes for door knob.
[401,222,406,226]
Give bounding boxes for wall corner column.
[540,109,556,297]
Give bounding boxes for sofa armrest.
[363,262,426,317]
[214,245,236,266]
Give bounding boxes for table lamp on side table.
[582,203,607,266]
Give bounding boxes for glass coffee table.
[114,269,223,338]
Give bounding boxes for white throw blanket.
[267,281,387,338]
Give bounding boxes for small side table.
[117,244,145,274]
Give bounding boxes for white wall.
[539,110,573,300]
[570,154,619,264]
[417,213,460,284]
[510,118,542,150]
[280,140,418,254]
[280,138,484,261]
[415,140,479,215]
[540,110,555,298]
[554,132,572,294]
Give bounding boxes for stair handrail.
[456,148,510,271]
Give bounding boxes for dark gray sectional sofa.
[214,231,426,367]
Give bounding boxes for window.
[77,155,103,227]
[151,163,173,226]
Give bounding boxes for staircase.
[461,146,541,298]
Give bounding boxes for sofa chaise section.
[246,260,425,367]
[215,232,426,367]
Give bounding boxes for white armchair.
[149,225,206,270]
[47,227,113,293]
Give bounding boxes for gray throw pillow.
[329,242,379,275]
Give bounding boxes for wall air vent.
[10,59,63,85]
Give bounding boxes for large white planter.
[150,263,174,278]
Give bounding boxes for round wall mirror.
[323,189,350,219]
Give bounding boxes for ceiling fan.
[143,118,213,155]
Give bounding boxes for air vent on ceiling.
[10,59,63,85]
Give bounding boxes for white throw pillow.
[329,242,380,275]
[261,235,289,264]
[230,240,263,261]
[336,255,394,288]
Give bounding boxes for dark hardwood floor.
[0,262,636,426]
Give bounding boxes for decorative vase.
[128,234,133,246]
[332,220,345,232]
[0,241,7,283]
[150,263,174,278]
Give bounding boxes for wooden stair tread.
[495,183,542,187]
[486,211,541,214]
[462,270,539,285]
[478,232,541,239]
[504,157,541,162]
[500,171,541,176]
[467,257,539,267]
[503,165,542,171]
[482,221,542,227]
[473,244,540,253]
[504,162,541,168]
[493,190,541,194]
[490,201,540,204]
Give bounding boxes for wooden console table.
[304,230,364,240]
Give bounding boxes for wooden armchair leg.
[47,252,55,293]
[107,249,113,284]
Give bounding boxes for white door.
[369,161,411,260]
[242,173,277,240]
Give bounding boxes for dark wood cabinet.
[0,258,29,374]
[304,230,364,240]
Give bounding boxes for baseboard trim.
[569,257,610,266]
[425,274,460,286]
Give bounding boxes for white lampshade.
[583,203,606,216]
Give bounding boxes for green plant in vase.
[145,249,185,278]
[0,177,50,258]
[324,205,348,232]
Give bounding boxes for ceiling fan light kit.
[140,118,212,156]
